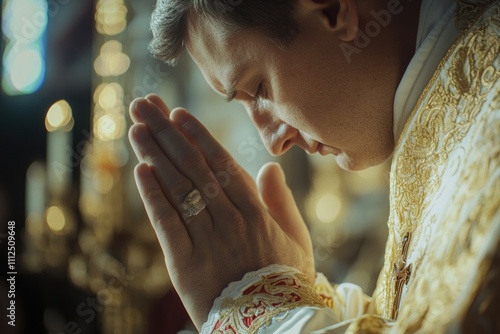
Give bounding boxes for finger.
[130,99,238,225]
[130,95,171,122]
[134,162,193,264]
[169,108,261,215]
[146,94,171,118]
[171,107,258,196]
[239,164,258,196]
[129,98,143,124]
[257,163,312,253]
[129,123,214,245]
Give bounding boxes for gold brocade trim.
[211,271,326,334]
[373,1,500,331]
[456,0,496,30]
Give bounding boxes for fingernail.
[171,108,190,126]
[129,98,142,117]
[132,98,147,117]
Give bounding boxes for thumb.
[257,163,312,253]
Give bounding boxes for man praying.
[128,0,499,332]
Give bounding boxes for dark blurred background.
[0,1,390,333]
[1,1,191,333]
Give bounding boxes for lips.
[318,143,341,156]
[303,136,341,156]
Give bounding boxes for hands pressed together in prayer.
[128,95,315,329]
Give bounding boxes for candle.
[47,129,72,198]
[45,100,74,198]
[26,161,46,217]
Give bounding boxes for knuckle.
[154,205,174,226]
[148,118,167,137]
[154,126,170,140]
[142,151,162,165]
[211,151,232,169]
[226,210,246,231]
[170,178,194,198]
[143,190,176,225]
[251,206,268,225]
[177,149,204,170]
[215,170,231,188]
[144,188,163,205]
[246,196,265,215]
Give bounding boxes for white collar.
[393,0,460,142]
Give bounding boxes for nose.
[248,106,298,156]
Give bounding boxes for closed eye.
[252,82,265,109]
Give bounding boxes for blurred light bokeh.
[2,0,47,95]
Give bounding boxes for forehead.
[185,13,264,89]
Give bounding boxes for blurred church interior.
[0,1,390,333]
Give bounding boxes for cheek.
[270,56,354,140]
[271,77,320,128]
[273,85,340,139]
[273,99,315,133]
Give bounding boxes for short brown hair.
[149,0,298,65]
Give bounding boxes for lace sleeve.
[200,265,327,333]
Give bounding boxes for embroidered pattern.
[209,269,326,334]
[372,2,500,333]
[456,0,496,30]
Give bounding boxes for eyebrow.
[223,68,245,103]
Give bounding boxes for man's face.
[186,8,402,171]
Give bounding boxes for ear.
[298,0,359,42]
